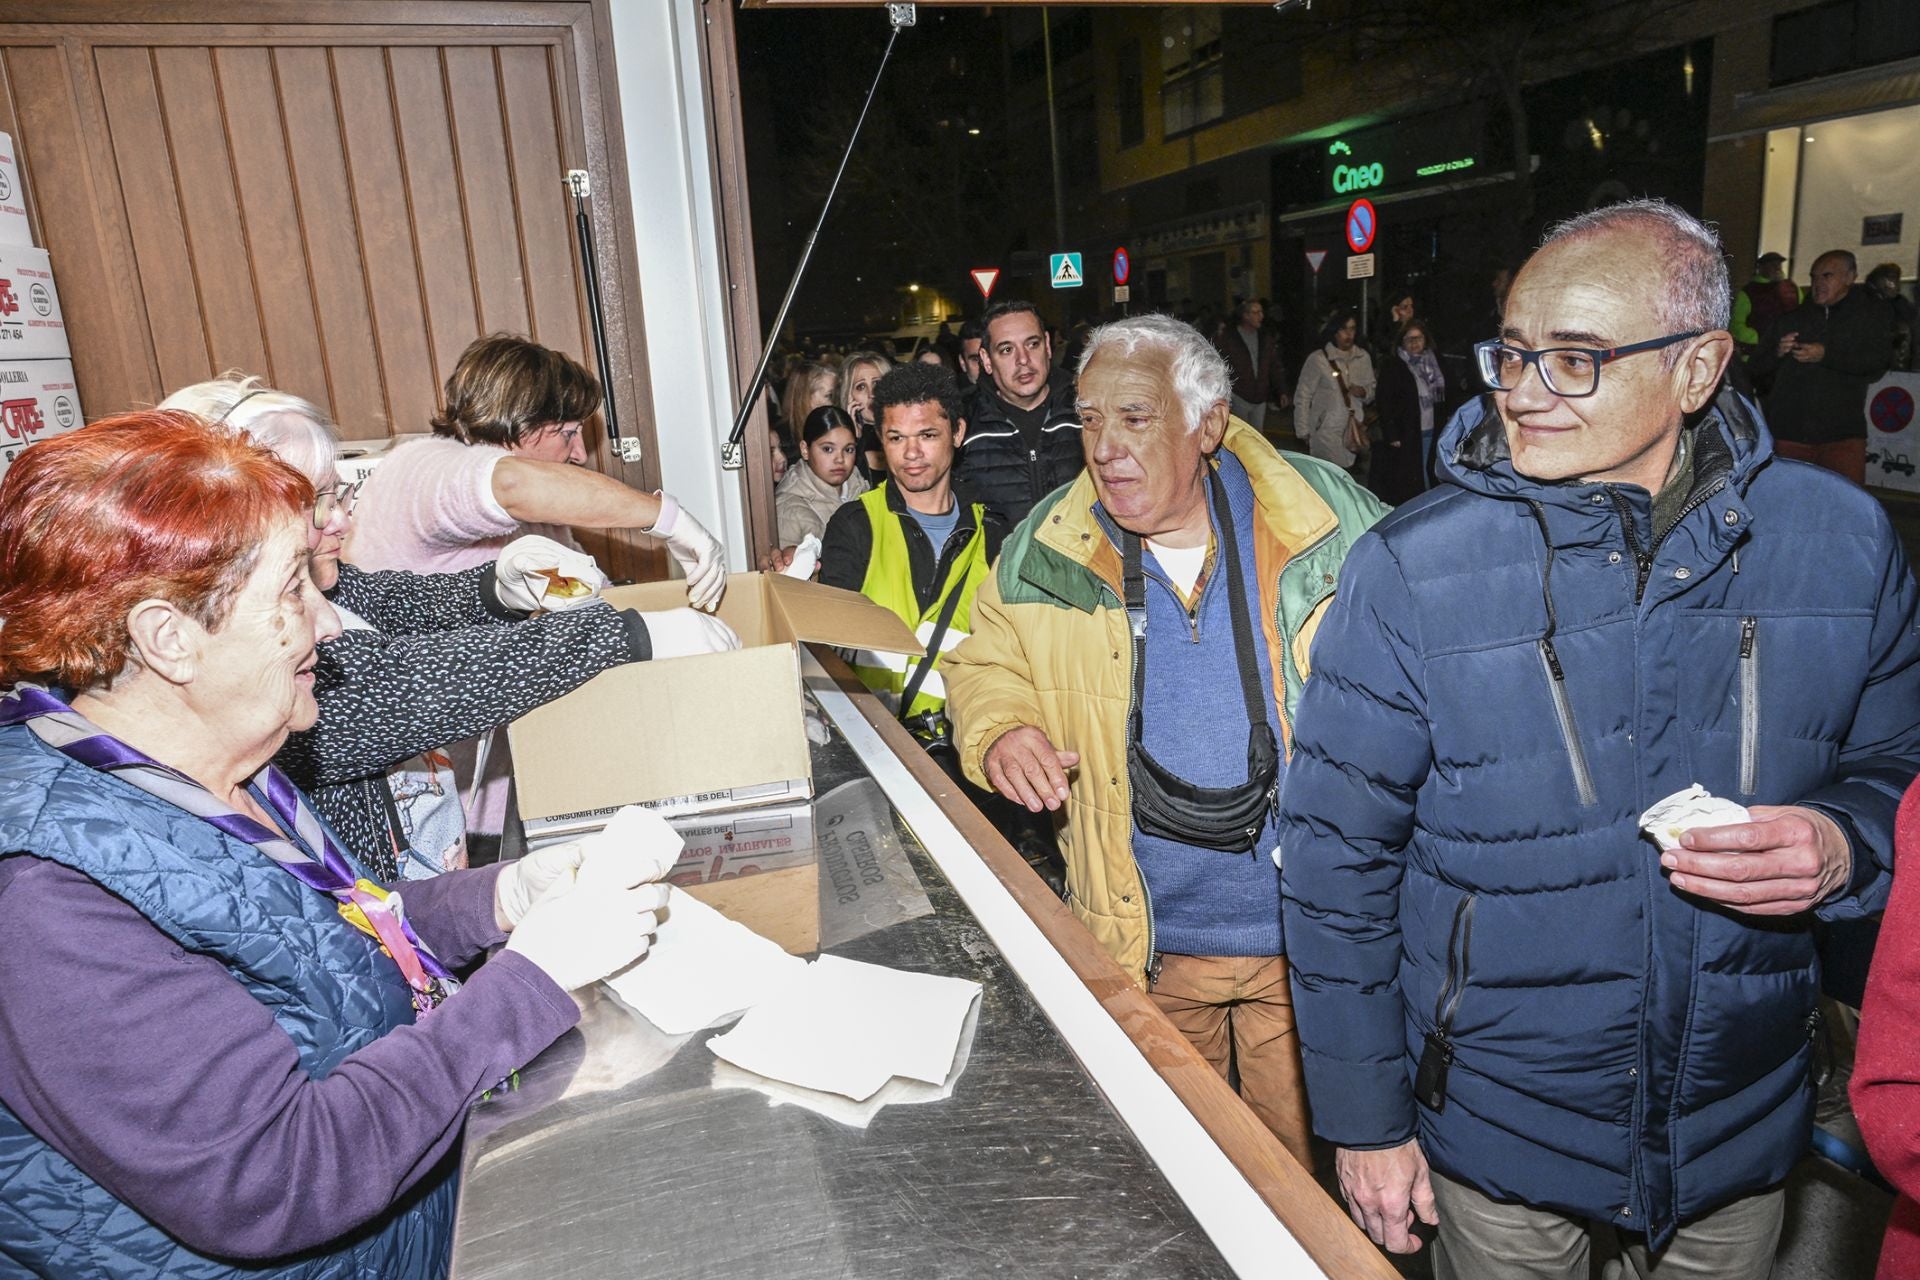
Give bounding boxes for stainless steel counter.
[450,666,1310,1279]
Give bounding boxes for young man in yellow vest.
[818,363,1071,887]
[821,361,1008,729]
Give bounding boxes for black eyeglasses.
[1474,330,1704,398]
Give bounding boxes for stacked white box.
[0,244,69,360]
[0,359,82,477]
[0,131,83,477]
[0,134,28,250]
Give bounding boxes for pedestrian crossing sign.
[1049,252,1083,289]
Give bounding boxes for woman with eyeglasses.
[337,335,731,853]
[160,376,737,878]
[0,412,670,1277]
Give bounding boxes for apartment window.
[1772,0,1920,86]
[1161,7,1225,139]
[1117,37,1145,149]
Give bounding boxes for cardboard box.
[0,359,82,479]
[510,572,921,834]
[0,244,66,360]
[666,804,819,955]
[0,134,30,249]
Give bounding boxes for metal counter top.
[449,684,1239,1279]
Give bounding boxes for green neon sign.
[1415,157,1477,178]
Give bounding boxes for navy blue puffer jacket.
[1279,387,1920,1249]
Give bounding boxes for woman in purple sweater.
[0,412,669,1278]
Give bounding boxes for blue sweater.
[1104,452,1284,957]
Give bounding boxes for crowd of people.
[3,196,1920,1280]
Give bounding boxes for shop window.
[1771,0,1920,86]
[1117,38,1145,149]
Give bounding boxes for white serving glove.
[648,493,727,612]
[495,534,610,613]
[504,877,669,992]
[494,841,587,928]
[640,607,742,660]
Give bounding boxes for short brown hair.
[0,411,312,690]
[431,334,603,449]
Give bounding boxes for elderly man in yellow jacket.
[944,314,1385,1169]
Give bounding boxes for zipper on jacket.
[1105,579,1157,975]
[1417,894,1476,1112]
[1738,617,1760,796]
[1607,480,1729,604]
[1538,638,1599,806]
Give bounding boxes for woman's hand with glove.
[493,841,586,931]
[639,607,742,660]
[647,494,727,611]
[504,877,668,992]
[493,535,609,613]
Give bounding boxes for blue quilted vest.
[0,724,457,1278]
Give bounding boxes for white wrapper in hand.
[578,804,685,891]
[1638,784,1752,852]
[496,534,609,613]
[783,534,822,580]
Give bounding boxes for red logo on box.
[1,397,44,441]
[0,279,16,318]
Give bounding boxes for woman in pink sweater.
[347,334,729,847]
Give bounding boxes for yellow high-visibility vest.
[850,485,991,718]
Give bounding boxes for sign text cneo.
[1332,162,1385,194]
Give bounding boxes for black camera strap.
[898,531,971,723]
[1122,468,1280,854]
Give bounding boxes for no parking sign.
[1865,373,1920,493]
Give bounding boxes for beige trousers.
[1147,952,1315,1173]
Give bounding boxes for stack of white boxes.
[0,131,81,480]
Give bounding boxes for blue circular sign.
[1112,247,1131,286]
[1872,385,1913,434]
[1345,198,1377,254]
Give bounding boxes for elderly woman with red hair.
[0,412,668,1279]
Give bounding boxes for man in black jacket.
[958,300,1083,528]
[1749,249,1892,484]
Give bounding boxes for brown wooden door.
[0,1,662,579]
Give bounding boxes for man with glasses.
[1277,200,1920,1276]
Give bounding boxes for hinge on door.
[565,169,590,199]
[887,4,917,30]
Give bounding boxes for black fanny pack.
[1123,469,1279,854]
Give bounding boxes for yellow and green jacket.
[943,419,1388,980]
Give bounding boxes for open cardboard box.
[510,571,921,842]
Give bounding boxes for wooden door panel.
[444,46,530,339]
[152,46,272,381]
[0,4,661,581]
[275,45,388,438]
[95,45,212,393]
[0,43,156,417]
[332,44,439,439]
[213,44,333,414]
[386,45,481,389]
[499,44,584,359]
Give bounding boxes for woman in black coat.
[1370,319,1432,505]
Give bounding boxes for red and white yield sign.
[1345,199,1378,254]
[970,267,1001,301]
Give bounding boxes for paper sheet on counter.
[601,888,808,1035]
[706,954,983,1101]
[712,995,981,1129]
